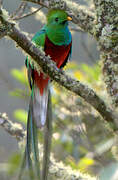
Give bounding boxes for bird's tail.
[32,84,49,128]
[18,84,49,180]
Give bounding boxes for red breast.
[34,36,72,95]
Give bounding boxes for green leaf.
[11,68,27,85]
[9,89,29,98]
[78,157,94,171]
[13,109,27,124]
[8,153,21,175]
[81,64,101,82]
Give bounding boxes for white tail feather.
[33,85,48,128]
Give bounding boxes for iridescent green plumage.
[47,9,68,23]
[19,9,72,180]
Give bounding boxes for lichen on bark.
[93,0,118,106]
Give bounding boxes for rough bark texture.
[0,113,25,140]
[93,0,118,106]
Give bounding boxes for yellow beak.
[67,16,72,21]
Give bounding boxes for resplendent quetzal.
[21,9,72,179]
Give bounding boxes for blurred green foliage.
[13,109,27,124]
[8,61,117,179]
[8,153,21,176]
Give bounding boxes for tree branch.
[93,0,118,106]
[23,0,95,35]
[12,6,43,21]
[0,24,11,39]
[10,2,27,19]
[0,113,25,141]
[0,9,117,131]
[0,9,14,39]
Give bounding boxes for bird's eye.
[55,17,58,22]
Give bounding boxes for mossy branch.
[23,0,95,35]
[0,112,25,141]
[93,0,118,106]
[0,8,117,131]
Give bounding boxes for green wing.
[25,26,46,66]
[25,27,46,88]
[32,27,46,48]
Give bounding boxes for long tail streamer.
[18,89,41,180]
[18,89,52,180]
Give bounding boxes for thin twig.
[23,0,48,8]
[13,6,43,20]
[70,27,84,33]
[10,2,27,19]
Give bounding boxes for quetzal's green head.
[47,9,72,29]
[46,9,72,45]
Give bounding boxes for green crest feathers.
[47,9,67,23]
